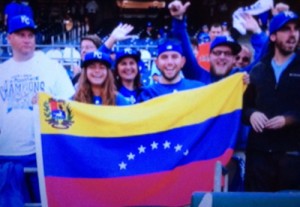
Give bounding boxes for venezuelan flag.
[35,73,245,207]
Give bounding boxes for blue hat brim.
[211,42,241,55]
[9,26,36,34]
[82,59,111,68]
[270,18,299,34]
[116,54,140,65]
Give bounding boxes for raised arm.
[169,0,211,83]
[100,23,136,52]
[239,13,268,72]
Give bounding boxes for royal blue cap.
[115,48,141,65]
[269,11,299,34]
[157,39,183,57]
[8,15,36,34]
[197,32,210,44]
[210,36,241,55]
[82,51,112,68]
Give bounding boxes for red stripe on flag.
[45,149,232,207]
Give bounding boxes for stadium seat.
[62,47,80,64]
[139,48,152,70]
[45,49,63,63]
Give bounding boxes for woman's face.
[117,57,138,82]
[86,62,108,86]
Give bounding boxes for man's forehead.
[282,21,300,27]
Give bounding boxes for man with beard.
[139,39,205,101]
[167,0,266,84]
[242,11,300,192]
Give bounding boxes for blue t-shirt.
[140,78,205,102]
[93,93,130,106]
[118,86,140,104]
[271,53,296,83]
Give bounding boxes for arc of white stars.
[163,140,171,149]
[174,144,183,152]
[138,145,146,154]
[119,162,127,170]
[127,152,135,160]
[151,141,158,150]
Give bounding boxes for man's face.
[8,29,35,57]
[209,26,222,41]
[155,51,185,83]
[210,45,235,76]
[80,39,97,60]
[270,22,300,56]
[235,46,252,68]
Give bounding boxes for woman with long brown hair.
[74,51,129,106]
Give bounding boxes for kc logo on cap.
[20,15,31,25]
[82,51,112,68]
[8,15,36,34]
[157,39,183,57]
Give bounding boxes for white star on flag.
[174,144,182,152]
[163,141,171,149]
[151,141,158,150]
[138,145,146,154]
[119,162,127,170]
[127,152,135,160]
[183,150,189,156]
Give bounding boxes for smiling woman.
[73,50,130,106]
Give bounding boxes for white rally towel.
[233,0,274,35]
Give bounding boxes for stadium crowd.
[0,0,300,206]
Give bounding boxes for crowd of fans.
[0,0,300,205]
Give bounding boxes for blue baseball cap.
[82,51,112,68]
[115,48,141,65]
[210,36,241,55]
[269,11,299,34]
[8,15,36,34]
[197,32,210,44]
[157,39,183,57]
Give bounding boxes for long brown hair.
[74,65,117,105]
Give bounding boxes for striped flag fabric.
[35,73,245,207]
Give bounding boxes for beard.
[276,38,298,56]
[160,70,180,82]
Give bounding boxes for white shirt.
[0,51,75,155]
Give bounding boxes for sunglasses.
[236,56,250,62]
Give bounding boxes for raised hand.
[240,13,262,34]
[168,0,191,20]
[110,23,136,42]
[104,23,137,49]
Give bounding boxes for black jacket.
[243,53,300,152]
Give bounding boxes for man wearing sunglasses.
[235,45,253,68]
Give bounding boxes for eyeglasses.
[236,56,250,62]
[211,50,233,57]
